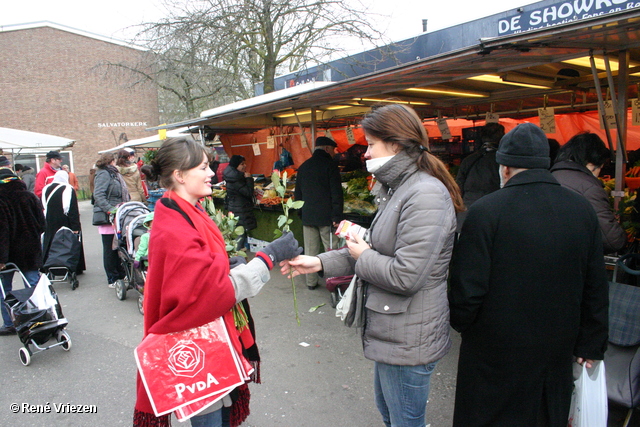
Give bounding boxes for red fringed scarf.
[134,191,257,427]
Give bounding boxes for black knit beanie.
[496,123,550,169]
[229,155,245,168]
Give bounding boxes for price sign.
[252,143,261,156]
[538,108,556,133]
[436,118,451,140]
[266,136,275,149]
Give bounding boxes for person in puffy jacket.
[223,155,256,250]
[281,105,464,427]
[551,132,626,254]
[117,149,147,203]
[93,152,130,287]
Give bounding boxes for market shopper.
[41,170,86,274]
[117,149,147,203]
[93,152,130,288]
[0,167,45,335]
[454,122,504,231]
[133,137,302,427]
[223,155,257,250]
[20,165,36,192]
[293,136,344,290]
[551,131,626,254]
[282,105,463,427]
[35,150,63,197]
[449,123,609,426]
[62,164,79,191]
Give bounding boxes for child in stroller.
[132,212,153,314]
[113,202,150,315]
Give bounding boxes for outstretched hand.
[279,255,322,278]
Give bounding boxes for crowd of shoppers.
[0,112,626,427]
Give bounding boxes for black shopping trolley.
[0,263,71,366]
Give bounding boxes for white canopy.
[98,128,194,153]
[0,127,75,154]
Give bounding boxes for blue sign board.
[498,0,640,35]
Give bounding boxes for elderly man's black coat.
[449,169,608,426]
[0,179,46,271]
[294,149,343,226]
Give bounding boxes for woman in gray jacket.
[550,132,626,254]
[93,152,130,287]
[282,105,464,427]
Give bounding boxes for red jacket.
[35,162,58,197]
[135,197,237,415]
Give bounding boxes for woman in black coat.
[223,155,257,249]
[41,170,86,273]
[550,132,626,254]
[0,167,45,334]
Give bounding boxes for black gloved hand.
[261,232,303,264]
[229,256,247,270]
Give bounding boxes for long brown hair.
[360,104,465,213]
[147,137,210,190]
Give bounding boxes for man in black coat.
[455,123,504,232]
[294,136,343,290]
[449,123,608,426]
[0,167,45,335]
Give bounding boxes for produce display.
[342,170,377,216]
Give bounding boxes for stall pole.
[590,52,615,157]
[614,51,630,212]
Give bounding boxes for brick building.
[0,22,159,191]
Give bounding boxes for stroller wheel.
[115,279,127,301]
[71,275,79,290]
[138,295,144,315]
[19,347,31,366]
[57,331,71,351]
[330,291,339,308]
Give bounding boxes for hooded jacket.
[551,160,626,254]
[118,164,147,203]
[223,165,257,231]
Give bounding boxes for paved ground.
[0,200,637,426]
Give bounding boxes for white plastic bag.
[335,275,357,321]
[568,361,608,427]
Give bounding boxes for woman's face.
[237,161,247,173]
[175,153,214,203]
[364,134,397,160]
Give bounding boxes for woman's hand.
[279,255,322,278]
[346,231,371,260]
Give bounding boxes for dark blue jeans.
[374,360,438,427]
[189,407,222,427]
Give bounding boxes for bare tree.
[102,0,386,122]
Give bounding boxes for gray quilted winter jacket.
[318,149,454,365]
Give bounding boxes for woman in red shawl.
[133,138,302,427]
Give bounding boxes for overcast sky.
[0,0,539,43]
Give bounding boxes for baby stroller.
[42,226,82,290]
[114,201,150,314]
[0,263,71,366]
